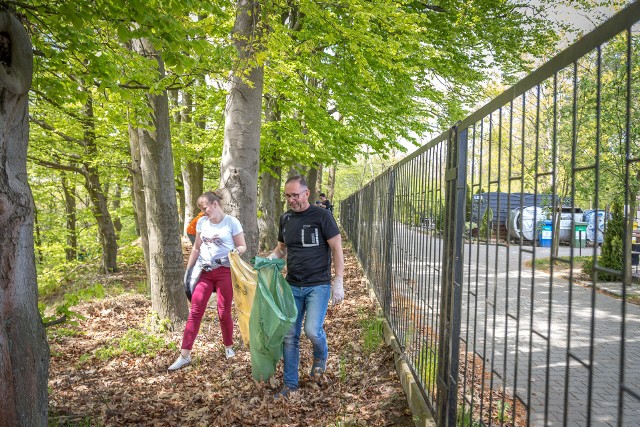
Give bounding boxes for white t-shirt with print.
[196,215,243,264]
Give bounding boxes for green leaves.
[256,0,564,175]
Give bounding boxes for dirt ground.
[47,245,414,426]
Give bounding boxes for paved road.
[389,224,640,426]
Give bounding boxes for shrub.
[581,256,594,277]
[581,202,624,281]
[41,283,105,326]
[118,242,144,266]
[479,208,494,240]
[598,202,624,281]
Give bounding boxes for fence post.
[382,168,396,316]
[437,125,468,426]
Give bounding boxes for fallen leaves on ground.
[48,245,413,426]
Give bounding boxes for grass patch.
[94,313,176,361]
[496,400,512,423]
[525,255,592,270]
[48,327,86,339]
[49,416,100,427]
[135,280,149,295]
[418,344,438,389]
[95,328,176,361]
[78,354,92,365]
[359,312,384,355]
[338,352,348,382]
[38,259,99,301]
[457,406,482,427]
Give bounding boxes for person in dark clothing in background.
[318,193,333,214]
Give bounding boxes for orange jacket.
[186,212,204,235]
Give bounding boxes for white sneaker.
[168,355,191,371]
[225,347,235,359]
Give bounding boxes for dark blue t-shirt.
[278,205,340,286]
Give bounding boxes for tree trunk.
[327,162,337,201]
[179,90,203,235]
[288,165,303,178]
[258,95,283,252]
[112,183,123,233]
[307,165,318,203]
[61,172,78,261]
[0,12,49,426]
[316,163,323,193]
[220,0,264,259]
[132,38,188,324]
[182,159,203,232]
[258,166,282,252]
[85,167,118,272]
[169,90,185,230]
[82,95,119,272]
[128,123,150,278]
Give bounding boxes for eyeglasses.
[283,190,307,200]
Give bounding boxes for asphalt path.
[389,224,640,426]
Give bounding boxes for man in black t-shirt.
[268,176,344,399]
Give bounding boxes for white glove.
[330,276,344,305]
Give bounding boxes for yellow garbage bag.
[229,251,257,346]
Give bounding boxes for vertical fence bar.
[618,26,631,427]
[451,126,469,425]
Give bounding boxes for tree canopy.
[6,0,595,316]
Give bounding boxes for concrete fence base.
[365,282,435,427]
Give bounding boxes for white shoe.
[168,355,191,371]
[225,347,235,359]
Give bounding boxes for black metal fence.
[340,3,640,426]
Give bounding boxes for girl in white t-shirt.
[168,190,246,371]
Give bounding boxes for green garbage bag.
[249,256,298,381]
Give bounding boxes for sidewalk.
[518,243,640,301]
[591,279,640,300]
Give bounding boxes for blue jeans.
[283,284,331,389]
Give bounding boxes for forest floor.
[47,243,414,426]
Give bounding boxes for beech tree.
[220,0,263,257]
[131,37,189,323]
[0,10,49,426]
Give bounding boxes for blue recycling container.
[538,220,552,247]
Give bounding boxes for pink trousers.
[181,267,234,349]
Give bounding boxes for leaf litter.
[48,244,414,426]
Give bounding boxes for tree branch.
[29,115,86,145]
[43,314,67,328]
[31,89,84,122]
[28,156,84,174]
